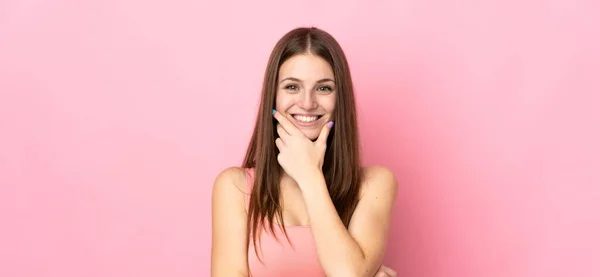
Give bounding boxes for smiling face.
[275,53,336,141]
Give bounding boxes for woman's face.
[275,53,336,141]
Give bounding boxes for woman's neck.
[280,171,300,189]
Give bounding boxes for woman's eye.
[285,85,299,90]
[317,86,333,92]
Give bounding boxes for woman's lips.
[291,114,323,127]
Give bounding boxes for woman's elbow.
[326,263,377,277]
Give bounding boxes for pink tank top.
[244,168,326,277]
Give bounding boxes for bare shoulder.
[212,166,248,202]
[359,165,398,200]
[345,166,398,276]
[211,167,250,276]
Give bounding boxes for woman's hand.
[272,110,333,187]
[374,264,397,277]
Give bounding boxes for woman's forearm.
[299,173,372,277]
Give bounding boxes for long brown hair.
[242,27,363,259]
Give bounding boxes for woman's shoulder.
[359,165,398,197]
[212,166,250,197]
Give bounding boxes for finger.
[275,138,284,150]
[276,123,290,140]
[272,109,302,136]
[381,266,397,276]
[316,120,334,146]
[374,271,388,277]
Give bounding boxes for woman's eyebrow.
[279,77,301,84]
[279,77,335,84]
[316,78,335,83]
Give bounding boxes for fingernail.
[272,109,276,115]
[327,121,334,128]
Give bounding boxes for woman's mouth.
[291,114,323,126]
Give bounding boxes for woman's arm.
[271,110,398,277]
[300,166,397,277]
[211,167,249,277]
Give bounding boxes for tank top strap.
[243,167,255,212]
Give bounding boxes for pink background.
[1,0,599,276]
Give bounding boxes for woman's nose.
[297,91,318,110]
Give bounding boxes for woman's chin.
[300,130,320,141]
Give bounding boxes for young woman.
[211,27,398,277]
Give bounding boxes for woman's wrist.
[298,169,327,194]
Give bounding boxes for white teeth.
[294,115,318,122]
